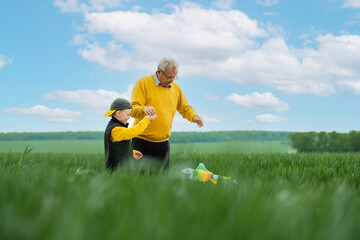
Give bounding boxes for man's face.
[158,66,178,87]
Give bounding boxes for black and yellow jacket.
[104,117,150,171]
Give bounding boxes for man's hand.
[144,106,157,115]
[194,116,204,128]
[134,150,143,160]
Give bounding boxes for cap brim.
[104,110,116,117]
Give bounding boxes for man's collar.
[154,72,161,86]
[154,71,172,88]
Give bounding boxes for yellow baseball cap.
[104,98,132,117]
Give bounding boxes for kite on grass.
[182,163,237,184]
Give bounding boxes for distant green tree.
[348,131,360,152]
[328,131,343,152]
[289,132,316,152]
[289,131,360,153]
[316,131,329,152]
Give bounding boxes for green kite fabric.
[182,163,236,184]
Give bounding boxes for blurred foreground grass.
[1,151,360,240]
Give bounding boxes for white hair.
[157,58,179,72]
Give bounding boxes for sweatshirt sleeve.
[176,87,198,122]
[130,79,147,119]
[110,117,151,142]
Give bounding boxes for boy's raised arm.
[111,117,151,142]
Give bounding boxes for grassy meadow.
[1,139,360,240]
[0,139,292,154]
[0,140,104,154]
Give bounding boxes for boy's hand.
[146,113,157,121]
[144,106,156,115]
[134,150,143,160]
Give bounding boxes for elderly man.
[131,58,203,172]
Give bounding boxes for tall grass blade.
[18,145,34,166]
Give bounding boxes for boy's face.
[115,109,131,125]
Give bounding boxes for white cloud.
[3,105,82,123]
[42,86,132,114]
[54,0,126,13]
[211,0,234,10]
[54,0,79,12]
[204,93,219,101]
[0,54,13,69]
[226,92,290,112]
[173,113,188,124]
[172,111,219,131]
[78,41,141,71]
[201,113,220,123]
[173,112,220,124]
[257,0,280,7]
[77,2,267,72]
[59,2,360,96]
[337,80,360,94]
[253,113,287,123]
[71,34,89,45]
[220,34,360,96]
[343,0,360,8]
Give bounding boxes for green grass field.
[1,148,360,240]
[171,140,293,153]
[0,140,104,153]
[0,140,293,153]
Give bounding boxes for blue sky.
[1,0,360,133]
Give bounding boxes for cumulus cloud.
[0,54,13,69]
[204,93,219,101]
[42,86,132,114]
[3,105,82,123]
[226,92,289,112]
[337,80,360,94]
[78,41,140,71]
[253,113,287,123]
[4,86,133,124]
[77,2,267,72]
[343,0,360,8]
[257,0,280,7]
[222,35,360,96]
[57,1,360,96]
[173,112,219,123]
[71,34,90,45]
[54,0,126,13]
[201,113,220,123]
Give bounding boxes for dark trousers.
[132,137,170,172]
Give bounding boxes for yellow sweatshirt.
[110,117,151,157]
[131,75,197,142]
[110,117,151,142]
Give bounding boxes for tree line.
[4,130,360,152]
[170,131,290,143]
[289,131,360,152]
[0,131,103,141]
[0,131,291,143]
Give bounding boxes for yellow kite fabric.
[182,163,236,184]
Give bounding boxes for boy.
[104,98,157,171]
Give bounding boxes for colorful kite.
[182,163,236,184]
